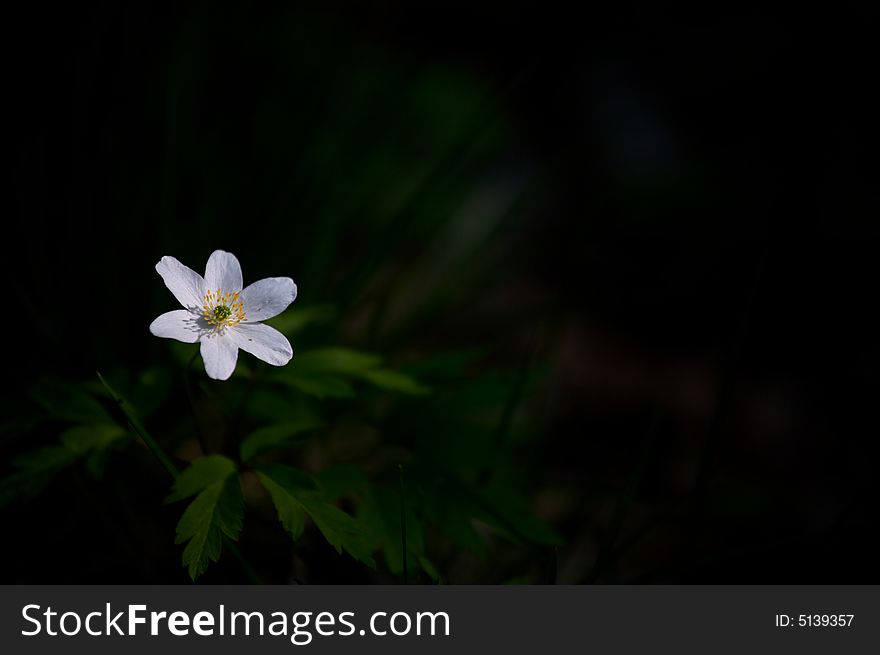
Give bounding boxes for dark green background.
[3,3,877,583]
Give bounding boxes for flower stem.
[223,540,262,584]
[182,352,209,455]
[97,370,263,583]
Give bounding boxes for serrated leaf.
[358,485,430,578]
[174,475,244,580]
[255,464,318,493]
[166,455,238,503]
[358,369,431,395]
[256,465,375,568]
[299,498,376,568]
[240,417,324,462]
[256,471,307,540]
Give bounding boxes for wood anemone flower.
[150,250,296,380]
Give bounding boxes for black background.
[3,3,878,583]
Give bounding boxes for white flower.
[149,250,297,380]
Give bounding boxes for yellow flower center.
[202,288,245,331]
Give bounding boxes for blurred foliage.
[2,311,560,581]
[1,5,569,583]
[6,3,876,585]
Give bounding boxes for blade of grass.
[97,371,178,480]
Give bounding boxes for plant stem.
[98,371,179,480]
[97,370,264,583]
[182,352,209,455]
[224,539,263,584]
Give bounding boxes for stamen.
[202,287,246,332]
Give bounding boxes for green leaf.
[298,498,376,568]
[166,455,238,503]
[58,424,126,455]
[88,368,172,420]
[279,347,430,398]
[84,448,112,480]
[9,446,77,474]
[240,417,324,462]
[245,389,320,423]
[358,485,433,579]
[60,424,127,481]
[264,304,337,335]
[0,423,128,507]
[97,371,178,479]
[358,369,431,395]
[281,374,356,399]
[29,379,109,423]
[256,465,375,568]
[0,446,78,507]
[128,367,173,419]
[174,475,244,580]
[255,464,319,493]
[292,348,382,375]
[255,471,308,541]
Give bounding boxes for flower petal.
[156,256,207,310]
[204,250,243,292]
[200,334,239,380]
[149,310,202,343]
[229,323,293,367]
[240,277,297,322]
